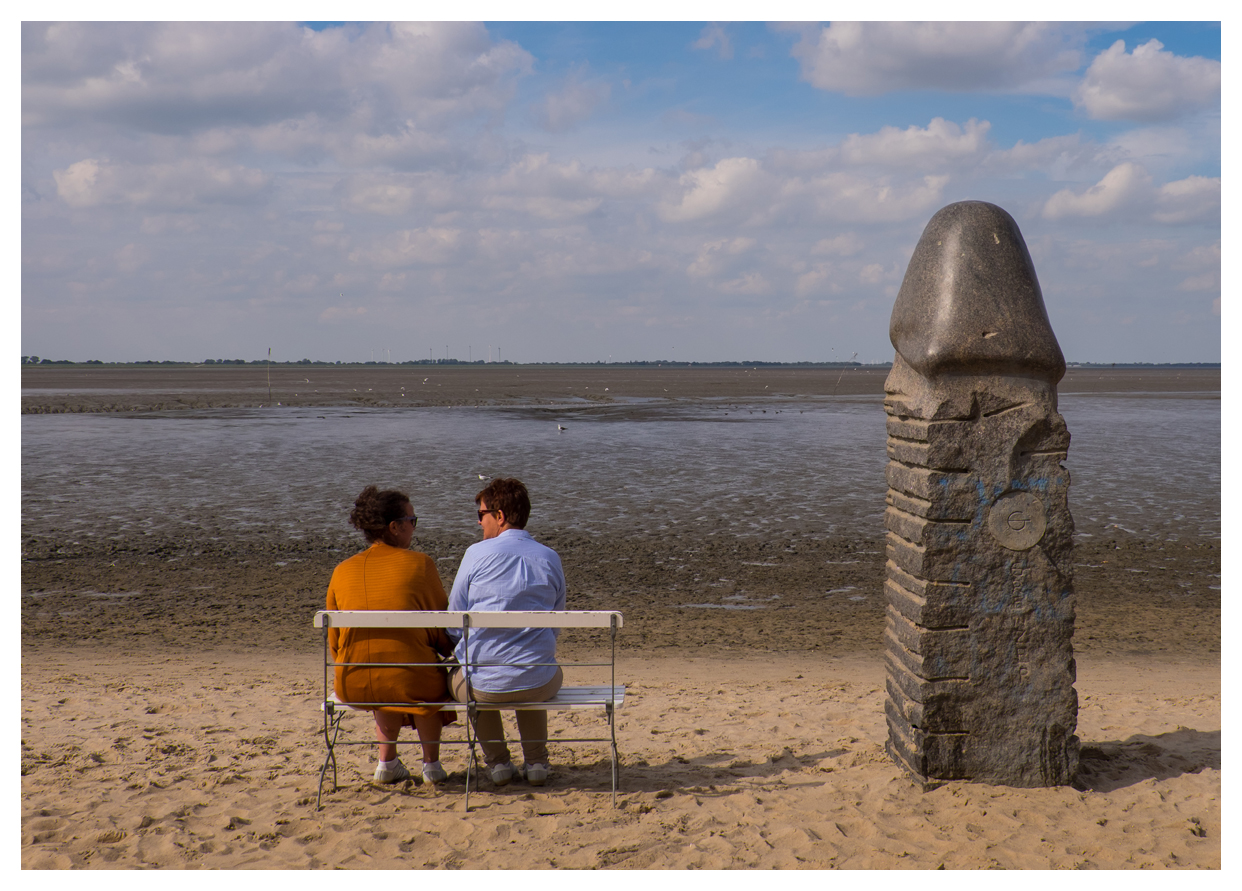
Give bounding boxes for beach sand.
[21,650,1220,870]
[21,365,1221,869]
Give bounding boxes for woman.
[326,485,454,785]
[447,477,566,787]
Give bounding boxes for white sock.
[379,757,401,770]
[422,760,442,770]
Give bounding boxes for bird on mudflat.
[557,424,567,432]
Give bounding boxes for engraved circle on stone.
[987,491,1047,550]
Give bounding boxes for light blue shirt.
[447,529,566,693]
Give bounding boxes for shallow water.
[21,394,1219,548]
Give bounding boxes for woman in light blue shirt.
[447,477,565,787]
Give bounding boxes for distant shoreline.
[18,359,1223,368]
[20,364,1221,414]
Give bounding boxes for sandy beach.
[21,365,1221,869]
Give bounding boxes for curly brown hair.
[349,485,411,542]
[475,477,530,529]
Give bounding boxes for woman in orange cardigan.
[326,485,454,785]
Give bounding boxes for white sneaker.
[374,759,411,784]
[421,761,448,784]
[489,762,514,786]
[524,763,549,786]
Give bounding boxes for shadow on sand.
[1073,727,1220,793]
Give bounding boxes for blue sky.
[21,18,1221,364]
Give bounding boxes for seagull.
[478,474,487,480]
[423,378,428,383]
[557,424,567,432]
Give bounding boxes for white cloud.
[477,154,660,221]
[1042,162,1153,219]
[811,233,863,257]
[114,243,150,273]
[787,22,1082,96]
[687,237,756,278]
[1178,272,1220,292]
[718,272,770,295]
[794,261,847,298]
[1075,40,1221,122]
[692,24,733,61]
[1105,126,1196,166]
[1173,241,1221,293]
[535,68,611,133]
[320,305,368,322]
[339,177,421,216]
[802,172,949,224]
[23,22,532,138]
[53,158,271,208]
[348,228,463,268]
[1153,176,1220,225]
[1042,163,1220,225]
[659,157,773,223]
[989,134,1093,174]
[840,118,990,167]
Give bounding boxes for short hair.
[349,485,410,542]
[475,477,530,529]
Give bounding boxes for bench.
[313,609,625,810]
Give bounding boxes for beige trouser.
[449,667,563,767]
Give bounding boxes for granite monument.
[883,200,1080,787]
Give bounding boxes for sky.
[20,16,1222,365]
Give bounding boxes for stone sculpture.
[883,200,1079,787]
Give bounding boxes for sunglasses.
[395,515,418,528]
[477,508,499,522]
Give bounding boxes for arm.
[422,555,454,656]
[445,548,473,644]
[325,578,340,660]
[552,554,567,639]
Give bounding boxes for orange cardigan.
[326,542,453,715]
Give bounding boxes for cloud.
[802,172,949,224]
[659,157,773,223]
[478,154,659,220]
[787,22,1082,96]
[1042,163,1219,225]
[686,237,756,278]
[1173,241,1221,293]
[347,227,463,268]
[1153,176,1220,225]
[987,134,1091,172]
[53,158,271,208]
[1074,40,1221,122]
[23,22,532,137]
[718,272,770,294]
[839,117,991,168]
[1042,161,1152,219]
[692,24,733,61]
[319,305,368,322]
[114,242,150,273]
[794,263,839,297]
[535,67,611,132]
[811,233,864,257]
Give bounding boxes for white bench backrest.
[314,609,623,630]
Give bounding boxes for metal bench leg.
[607,701,618,807]
[465,702,477,812]
[317,707,343,810]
